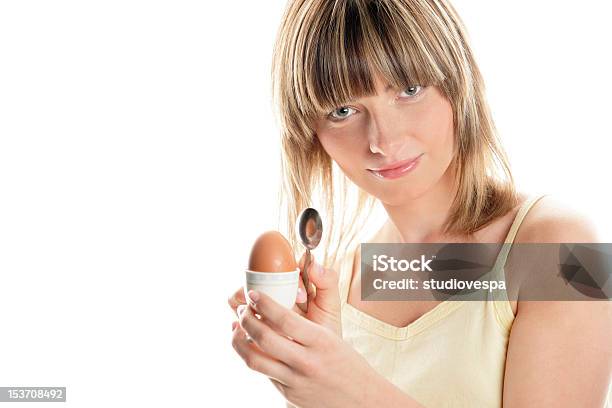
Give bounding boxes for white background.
[0,1,610,407]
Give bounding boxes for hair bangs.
[295,0,446,122]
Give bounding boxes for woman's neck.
[382,163,461,243]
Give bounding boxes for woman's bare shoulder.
[514,194,601,243]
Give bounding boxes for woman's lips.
[368,154,423,180]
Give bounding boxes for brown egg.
[248,230,297,272]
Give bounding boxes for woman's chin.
[368,184,429,206]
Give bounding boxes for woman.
[228,0,612,406]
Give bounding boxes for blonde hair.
[271,0,518,270]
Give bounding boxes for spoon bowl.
[296,208,323,313]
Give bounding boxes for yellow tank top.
[337,194,611,407]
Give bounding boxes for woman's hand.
[295,253,342,337]
[228,255,342,337]
[231,290,384,408]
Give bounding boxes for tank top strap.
[491,193,548,271]
[487,193,548,325]
[338,194,548,306]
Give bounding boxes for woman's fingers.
[291,300,306,318]
[228,287,246,316]
[299,255,339,316]
[232,321,294,386]
[238,304,306,367]
[247,290,321,346]
[296,254,314,314]
[296,281,307,304]
[298,252,317,297]
[231,283,305,318]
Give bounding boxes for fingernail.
[237,304,246,317]
[297,287,306,303]
[247,290,259,303]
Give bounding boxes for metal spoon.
[296,208,323,313]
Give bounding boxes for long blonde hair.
[271,0,518,270]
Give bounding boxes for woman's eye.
[328,106,357,121]
[399,85,423,98]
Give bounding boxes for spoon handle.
[299,249,311,313]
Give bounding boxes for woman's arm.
[503,202,612,407]
[503,300,611,407]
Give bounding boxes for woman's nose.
[369,141,386,155]
[366,108,406,156]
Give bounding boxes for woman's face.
[313,73,456,206]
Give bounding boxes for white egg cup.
[244,268,300,309]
